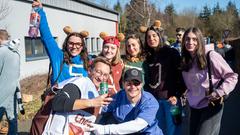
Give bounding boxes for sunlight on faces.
[67,36,83,57]
[147,30,160,48]
[184,32,198,56]
[102,43,118,61]
[123,80,142,102]
[90,62,111,88]
[126,38,141,57]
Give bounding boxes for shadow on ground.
[18,132,29,135]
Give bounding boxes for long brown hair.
[144,26,164,58]
[125,34,146,61]
[62,32,89,70]
[181,27,207,71]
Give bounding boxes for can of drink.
[99,82,108,95]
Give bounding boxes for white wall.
[0,0,118,79]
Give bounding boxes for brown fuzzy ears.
[139,20,162,33]
[116,33,125,41]
[99,32,108,39]
[80,31,89,38]
[99,32,125,41]
[139,26,148,33]
[154,20,161,28]
[63,26,72,35]
[63,26,89,38]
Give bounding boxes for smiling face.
[89,62,111,88]
[126,38,141,57]
[123,80,142,103]
[146,30,160,49]
[102,43,118,62]
[66,35,83,57]
[184,32,198,57]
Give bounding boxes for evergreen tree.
[213,2,222,14]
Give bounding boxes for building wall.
[0,0,118,79]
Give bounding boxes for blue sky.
[96,0,240,13]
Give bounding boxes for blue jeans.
[156,99,181,135]
[0,95,18,135]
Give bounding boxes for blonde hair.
[99,46,122,65]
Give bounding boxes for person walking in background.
[0,29,21,135]
[32,1,89,86]
[89,68,163,135]
[98,32,124,96]
[41,57,113,135]
[141,20,186,135]
[122,34,146,84]
[171,27,185,54]
[181,27,238,135]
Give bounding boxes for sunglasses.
[125,80,141,86]
[176,34,182,37]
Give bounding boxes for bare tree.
[0,0,10,21]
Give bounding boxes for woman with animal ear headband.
[98,32,125,96]
[141,20,186,135]
[32,1,89,86]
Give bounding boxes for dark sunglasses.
[176,34,182,37]
[126,80,141,86]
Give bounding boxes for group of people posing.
[0,0,238,135]
[31,1,238,135]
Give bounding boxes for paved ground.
[17,81,240,135]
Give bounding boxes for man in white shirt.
[42,56,113,135]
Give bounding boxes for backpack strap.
[46,61,64,88]
[41,61,64,101]
[206,51,214,94]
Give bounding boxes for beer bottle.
[170,105,181,125]
[28,0,40,38]
[99,82,108,95]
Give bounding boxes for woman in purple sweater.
[181,27,238,135]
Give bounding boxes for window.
[85,37,92,53]
[97,37,102,51]
[25,37,57,61]
[91,37,97,52]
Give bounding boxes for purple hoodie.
[182,44,238,109]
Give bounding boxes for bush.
[168,38,176,45]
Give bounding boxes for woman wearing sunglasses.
[89,68,163,135]
[32,1,89,86]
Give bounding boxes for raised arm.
[33,1,62,60]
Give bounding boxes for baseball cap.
[124,68,143,83]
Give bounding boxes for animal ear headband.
[63,26,89,38]
[139,20,162,33]
[99,32,125,47]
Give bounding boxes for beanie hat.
[99,32,125,47]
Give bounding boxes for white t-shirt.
[42,77,99,135]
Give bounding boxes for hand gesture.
[91,94,113,107]
[32,0,42,8]
[168,96,177,105]
[86,123,105,135]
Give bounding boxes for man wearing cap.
[89,68,163,135]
